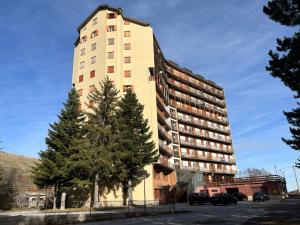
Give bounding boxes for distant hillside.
[0,151,38,190]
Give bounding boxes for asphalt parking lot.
[76,198,293,225]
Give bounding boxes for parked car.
[188,192,211,205]
[253,192,270,201]
[211,193,237,205]
[232,192,247,201]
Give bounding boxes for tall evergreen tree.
[32,88,84,208]
[116,90,158,204]
[83,77,120,207]
[263,0,300,167]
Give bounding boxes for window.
[107,66,114,73]
[91,56,96,64]
[80,61,84,69]
[107,51,114,59]
[92,17,97,25]
[91,43,96,51]
[90,70,95,78]
[124,31,130,37]
[108,38,114,45]
[80,36,87,43]
[124,70,131,77]
[77,89,83,96]
[91,30,98,38]
[88,100,94,108]
[123,85,133,92]
[107,25,116,32]
[80,48,85,56]
[79,75,84,82]
[107,13,116,19]
[89,85,96,93]
[124,43,131,50]
[124,20,130,25]
[124,57,131,63]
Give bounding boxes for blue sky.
[0,0,299,191]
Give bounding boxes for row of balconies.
[169,89,227,115]
[182,165,236,175]
[181,152,236,164]
[170,101,229,126]
[180,139,233,154]
[178,127,232,144]
[177,115,230,135]
[158,123,173,143]
[168,78,225,107]
[156,93,170,117]
[157,109,171,130]
[155,156,175,171]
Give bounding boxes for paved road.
[76,200,279,225]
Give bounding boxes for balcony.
[154,157,174,171]
[179,139,233,154]
[181,152,236,164]
[177,115,231,135]
[159,140,174,156]
[182,165,236,174]
[178,127,232,144]
[166,69,224,99]
[168,78,226,108]
[156,93,170,117]
[157,109,171,130]
[170,101,229,126]
[158,123,173,143]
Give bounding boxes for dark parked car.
[188,192,211,205]
[232,192,247,201]
[253,192,270,201]
[211,193,237,205]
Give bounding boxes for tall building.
[72,5,237,203]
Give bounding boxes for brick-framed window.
[123,85,133,92]
[107,25,116,32]
[124,57,131,63]
[88,100,94,108]
[79,75,84,82]
[90,70,95,78]
[77,89,83,96]
[80,61,84,69]
[91,43,96,51]
[92,17,97,25]
[80,48,85,56]
[108,38,114,45]
[91,30,98,38]
[91,56,96,64]
[107,12,117,19]
[107,66,114,73]
[124,43,131,50]
[80,36,87,43]
[107,51,114,59]
[124,31,130,37]
[89,85,96,93]
[124,20,130,25]
[124,70,131,77]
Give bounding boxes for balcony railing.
[182,165,236,174]
[159,140,174,156]
[178,127,232,144]
[168,78,225,108]
[170,101,229,126]
[181,152,236,164]
[157,109,171,130]
[156,93,170,117]
[177,115,230,135]
[158,123,173,143]
[156,157,174,170]
[179,140,233,154]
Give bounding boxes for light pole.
[293,166,300,193]
[143,173,147,212]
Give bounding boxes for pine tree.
[83,77,120,207]
[32,88,84,208]
[116,90,158,205]
[263,0,300,167]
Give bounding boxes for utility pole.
[275,165,278,175]
[293,166,300,193]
